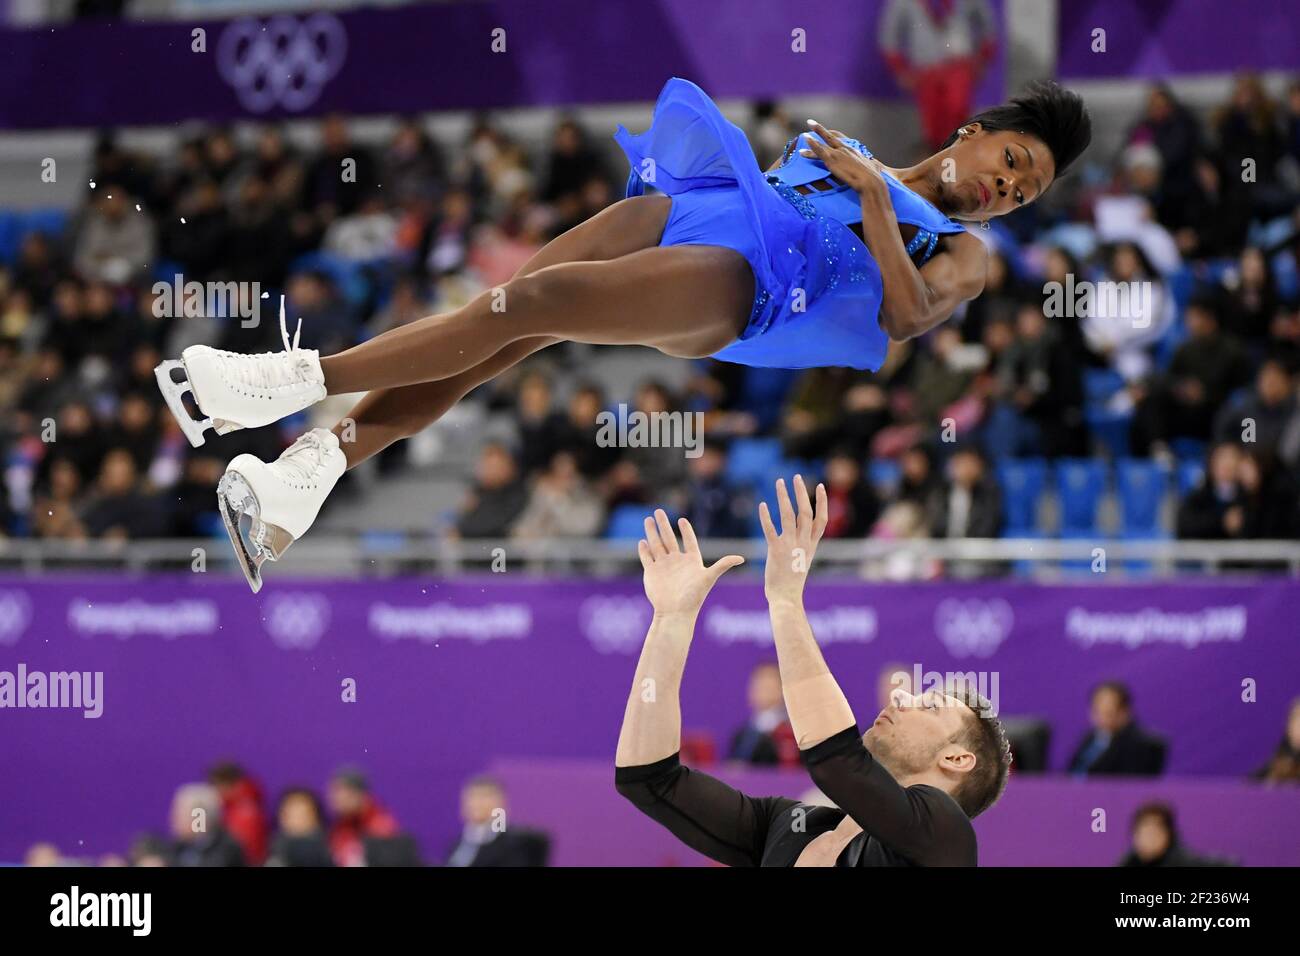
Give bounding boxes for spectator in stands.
[284,269,357,355]
[80,449,169,540]
[128,833,171,867]
[23,842,63,867]
[39,400,105,491]
[878,0,998,152]
[727,662,799,767]
[267,788,334,867]
[985,300,1086,458]
[13,232,62,312]
[105,392,161,475]
[226,173,297,288]
[684,443,752,539]
[169,455,225,537]
[781,367,889,461]
[383,118,445,205]
[928,445,1002,540]
[1252,697,1300,784]
[896,443,940,507]
[444,776,550,867]
[1177,441,1245,540]
[1213,358,1296,452]
[1218,247,1281,348]
[959,249,1021,344]
[453,442,529,539]
[163,178,230,282]
[1130,298,1253,456]
[1124,85,1205,234]
[326,767,400,868]
[368,273,435,338]
[32,458,86,540]
[1082,242,1175,393]
[623,380,690,496]
[511,450,606,540]
[1118,802,1233,867]
[822,448,881,539]
[169,782,246,867]
[511,370,567,475]
[1068,682,1166,777]
[1212,73,1287,222]
[306,114,378,221]
[555,383,618,481]
[542,119,609,234]
[207,761,270,867]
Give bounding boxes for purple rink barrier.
[0,0,1004,130]
[1057,0,1300,79]
[488,759,1300,866]
[0,574,1296,864]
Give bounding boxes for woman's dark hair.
[1131,801,1177,837]
[944,80,1093,180]
[276,787,327,830]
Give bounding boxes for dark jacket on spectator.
[1068,722,1167,776]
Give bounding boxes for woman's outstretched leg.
[319,242,753,394]
[327,193,675,468]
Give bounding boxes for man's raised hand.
[638,509,744,617]
[759,475,828,606]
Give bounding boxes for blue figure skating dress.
[614,78,968,370]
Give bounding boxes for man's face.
[865,689,973,778]
[747,666,783,715]
[1132,815,1171,861]
[1090,688,1130,734]
[327,780,365,816]
[461,784,503,827]
[941,126,1056,221]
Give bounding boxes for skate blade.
[154,361,244,448]
[217,470,295,594]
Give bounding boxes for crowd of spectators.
[23,762,550,868]
[2,74,1300,557]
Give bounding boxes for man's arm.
[759,475,855,748]
[615,511,794,868]
[759,477,974,865]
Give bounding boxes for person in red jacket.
[207,762,269,865]
[326,766,400,867]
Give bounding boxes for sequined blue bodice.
[766,132,967,265]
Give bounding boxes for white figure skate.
[155,297,326,447]
[217,428,347,593]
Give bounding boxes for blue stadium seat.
[1054,458,1107,534]
[605,504,665,540]
[996,458,1047,533]
[1115,458,1168,535]
[1169,437,1206,463]
[22,207,71,241]
[1176,459,1205,497]
[867,458,901,495]
[0,211,23,263]
[724,438,782,486]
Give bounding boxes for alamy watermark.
[1043,274,1154,326]
[885,663,1000,718]
[152,273,263,327]
[0,663,103,718]
[595,404,705,458]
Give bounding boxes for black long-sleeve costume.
[615,725,977,867]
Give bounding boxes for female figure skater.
[155,78,1089,591]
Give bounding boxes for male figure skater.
[615,476,1010,866]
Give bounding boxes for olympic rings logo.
[933,598,1014,659]
[216,14,348,114]
[0,590,31,646]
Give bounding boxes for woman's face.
[940,125,1057,221]
[1133,816,1171,861]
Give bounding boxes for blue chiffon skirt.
[614,78,887,371]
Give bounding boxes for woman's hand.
[639,510,744,617]
[800,121,890,201]
[759,475,828,607]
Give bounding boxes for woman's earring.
[980,220,991,231]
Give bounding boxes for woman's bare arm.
[800,123,988,342]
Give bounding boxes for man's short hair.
[945,685,1012,818]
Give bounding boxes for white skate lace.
[276,430,331,485]
[216,296,317,391]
